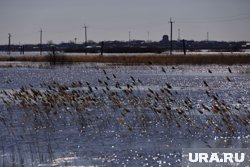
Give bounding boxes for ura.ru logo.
[188,152,245,163]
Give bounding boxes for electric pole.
[83,25,88,55]
[207,32,209,42]
[178,29,181,41]
[169,18,175,55]
[147,31,149,42]
[129,31,131,47]
[8,33,11,55]
[40,29,43,55]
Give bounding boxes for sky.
[0,0,250,44]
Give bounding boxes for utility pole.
[178,29,181,41]
[83,25,88,55]
[147,31,149,42]
[19,42,21,55]
[74,37,77,44]
[169,18,175,55]
[207,32,209,41]
[8,33,11,55]
[129,31,131,47]
[40,29,43,55]
[182,39,186,55]
[100,41,104,56]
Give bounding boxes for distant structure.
[178,29,181,41]
[8,33,11,55]
[147,31,150,42]
[129,31,131,47]
[169,18,175,55]
[160,35,169,44]
[40,29,43,55]
[83,25,88,55]
[0,33,248,54]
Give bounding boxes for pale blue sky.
[0,0,250,44]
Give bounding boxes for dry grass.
[0,54,250,65]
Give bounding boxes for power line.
[175,15,250,24]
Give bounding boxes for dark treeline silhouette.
[0,35,249,54]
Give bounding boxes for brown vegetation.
[0,54,250,65]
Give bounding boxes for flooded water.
[0,62,250,166]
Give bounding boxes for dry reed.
[0,54,250,65]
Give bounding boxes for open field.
[0,62,250,166]
[0,53,250,65]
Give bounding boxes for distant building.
[160,35,169,43]
[242,43,250,49]
[159,35,169,48]
[161,35,169,42]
